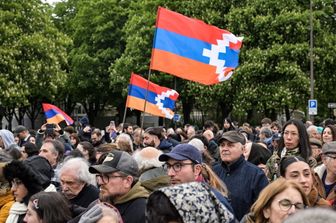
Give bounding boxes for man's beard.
[144,139,156,147]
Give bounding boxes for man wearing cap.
[87,150,149,223]
[14,125,32,147]
[158,144,236,221]
[213,130,269,221]
[159,144,203,185]
[315,141,336,205]
[310,138,323,166]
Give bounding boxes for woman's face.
[323,127,333,143]
[70,137,77,146]
[23,201,42,223]
[11,178,28,202]
[283,124,300,150]
[263,187,304,223]
[223,120,231,129]
[284,161,313,195]
[29,137,36,144]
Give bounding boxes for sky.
[42,0,62,5]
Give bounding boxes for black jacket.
[69,184,99,208]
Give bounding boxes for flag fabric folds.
[126,73,179,119]
[42,103,74,125]
[150,7,243,85]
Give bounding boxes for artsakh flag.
[150,7,243,85]
[42,103,74,125]
[126,73,179,119]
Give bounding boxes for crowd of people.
[1,116,336,222]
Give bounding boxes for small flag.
[150,7,243,85]
[126,73,179,119]
[42,103,74,125]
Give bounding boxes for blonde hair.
[201,163,228,197]
[246,178,309,223]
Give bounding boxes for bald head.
[133,147,164,172]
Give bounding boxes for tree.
[60,0,130,124]
[224,0,335,121]
[0,0,70,129]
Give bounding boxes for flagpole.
[122,96,128,125]
[140,70,152,130]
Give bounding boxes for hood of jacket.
[0,130,15,150]
[114,181,149,205]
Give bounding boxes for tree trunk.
[14,107,26,125]
[4,108,15,131]
[285,105,290,121]
[27,100,41,130]
[182,97,193,125]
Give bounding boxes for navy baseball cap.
[158,144,202,164]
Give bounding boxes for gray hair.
[307,125,317,133]
[59,157,96,186]
[132,147,164,172]
[284,208,336,223]
[116,133,133,153]
[260,127,272,138]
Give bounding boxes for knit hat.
[24,155,54,187]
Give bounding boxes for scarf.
[5,202,27,223]
[159,182,234,223]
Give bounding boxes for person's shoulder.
[243,161,266,175]
[212,161,222,170]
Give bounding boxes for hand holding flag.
[42,103,74,125]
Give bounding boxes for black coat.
[69,184,99,208]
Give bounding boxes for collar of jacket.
[220,155,245,172]
[114,181,149,205]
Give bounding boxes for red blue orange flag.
[150,7,243,85]
[42,103,74,125]
[126,73,179,119]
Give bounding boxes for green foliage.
[0,0,70,109]
[62,0,130,118]
[2,0,335,126]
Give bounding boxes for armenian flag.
[42,103,74,125]
[150,7,243,85]
[126,73,179,119]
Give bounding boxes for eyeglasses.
[11,179,23,188]
[278,199,305,211]
[95,174,125,184]
[163,162,194,173]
